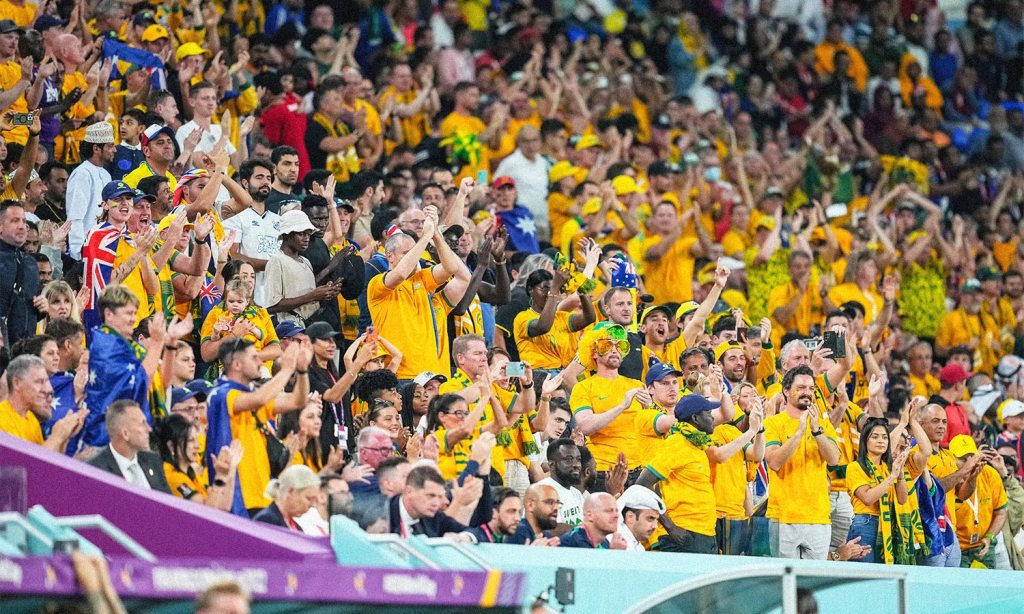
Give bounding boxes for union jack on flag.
[81,223,127,334]
[190,272,222,339]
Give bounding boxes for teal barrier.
[472,544,1024,613]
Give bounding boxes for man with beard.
[638,394,739,553]
[124,125,180,190]
[468,487,521,543]
[614,485,666,551]
[715,339,748,391]
[600,287,645,380]
[1005,270,1024,319]
[763,366,840,560]
[936,278,1002,375]
[571,323,650,490]
[224,160,280,306]
[507,483,561,545]
[640,305,674,364]
[536,438,586,527]
[679,347,711,392]
[266,146,303,214]
[37,162,68,224]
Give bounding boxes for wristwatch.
[829,551,841,561]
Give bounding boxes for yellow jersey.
[711,423,749,519]
[647,429,717,536]
[626,233,697,304]
[0,400,43,444]
[513,309,578,370]
[367,268,448,380]
[953,465,1008,550]
[828,282,883,324]
[763,411,838,524]
[226,389,276,509]
[439,111,489,182]
[845,459,891,516]
[569,374,644,470]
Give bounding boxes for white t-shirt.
[222,207,281,305]
[526,434,549,473]
[537,477,584,527]
[176,121,234,204]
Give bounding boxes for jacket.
[388,495,468,538]
[0,238,39,344]
[88,446,172,494]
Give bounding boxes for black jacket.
[88,446,172,494]
[388,495,468,537]
[253,502,288,528]
[0,238,39,345]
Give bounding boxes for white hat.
[999,399,1024,423]
[277,209,316,237]
[84,122,114,144]
[616,485,666,515]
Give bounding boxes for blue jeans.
[846,514,879,563]
[922,538,962,568]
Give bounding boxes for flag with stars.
[77,325,151,448]
[43,372,78,456]
[496,206,539,254]
[81,223,125,337]
[190,271,221,343]
[206,377,251,518]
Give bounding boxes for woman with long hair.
[155,414,239,511]
[427,391,495,480]
[845,418,911,563]
[277,393,345,474]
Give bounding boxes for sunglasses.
[595,338,629,356]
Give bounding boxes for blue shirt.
[559,525,609,549]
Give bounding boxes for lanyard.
[964,492,980,527]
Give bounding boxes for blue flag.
[44,373,78,456]
[206,378,250,518]
[78,326,150,448]
[496,206,539,254]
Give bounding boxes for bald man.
[507,483,561,546]
[493,124,550,240]
[559,493,627,549]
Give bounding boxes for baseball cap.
[277,209,316,237]
[275,320,306,339]
[334,198,355,212]
[574,134,602,150]
[645,362,682,387]
[33,14,64,32]
[141,124,175,147]
[101,180,135,201]
[948,434,979,458]
[754,217,776,231]
[611,175,642,196]
[170,386,200,407]
[549,160,586,184]
[939,363,973,387]
[442,224,465,239]
[132,189,156,205]
[998,399,1024,423]
[616,485,666,514]
[413,371,448,386]
[0,20,23,34]
[156,212,193,232]
[581,197,603,216]
[977,266,1001,282]
[176,42,211,62]
[960,278,982,293]
[648,160,682,176]
[305,321,342,341]
[761,186,785,201]
[674,393,720,421]
[492,176,516,190]
[640,304,672,324]
[714,339,744,363]
[185,378,214,401]
[675,301,700,320]
[141,24,169,42]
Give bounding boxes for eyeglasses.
[363,446,394,454]
[541,499,562,507]
[444,410,469,418]
[595,339,629,356]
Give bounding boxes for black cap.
[648,160,682,176]
[0,20,23,34]
[306,321,343,341]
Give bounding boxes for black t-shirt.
[619,332,646,381]
[495,287,530,362]
[266,188,301,214]
[305,118,331,172]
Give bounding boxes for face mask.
[704,166,722,182]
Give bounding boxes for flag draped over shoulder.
[44,372,77,456]
[206,378,250,518]
[191,271,221,342]
[78,325,150,448]
[81,223,124,337]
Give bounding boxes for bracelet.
[811,428,824,437]
[494,259,506,265]
[862,348,873,354]
[213,479,227,487]
[985,533,995,541]
[296,369,308,375]
[522,383,533,390]
[540,395,552,402]
[757,427,765,434]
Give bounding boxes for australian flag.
[496,206,539,254]
[81,223,124,339]
[206,378,250,518]
[190,271,221,342]
[102,38,166,90]
[77,326,151,449]
[43,372,78,456]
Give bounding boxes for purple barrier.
[0,554,525,607]
[0,432,334,562]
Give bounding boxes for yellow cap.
[176,42,211,62]
[675,301,699,320]
[612,175,642,196]
[581,197,603,216]
[948,434,979,458]
[640,305,672,324]
[754,217,776,231]
[549,160,586,184]
[142,24,169,42]
[714,340,744,362]
[697,262,717,285]
[156,213,193,232]
[575,134,603,150]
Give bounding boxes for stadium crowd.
[0,0,1023,571]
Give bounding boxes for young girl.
[200,279,282,370]
[427,391,497,481]
[846,418,911,563]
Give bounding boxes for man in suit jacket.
[88,399,171,494]
[388,465,475,539]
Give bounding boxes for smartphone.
[802,337,821,351]
[735,327,747,342]
[12,113,33,126]
[365,325,378,344]
[505,361,526,377]
[823,330,846,359]
[476,169,489,185]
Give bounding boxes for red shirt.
[940,401,971,447]
[259,93,312,181]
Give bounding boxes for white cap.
[616,485,666,515]
[84,121,114,144]
[1000,399,1024,422]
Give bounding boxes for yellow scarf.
[311,112,359,182]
